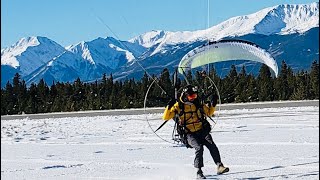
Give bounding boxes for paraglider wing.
[178,40,278,77]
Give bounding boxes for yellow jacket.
[162,98,215,133]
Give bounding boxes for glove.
[211,94,218,107]
[167,98,176,109]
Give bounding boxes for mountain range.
[1,2,319,87]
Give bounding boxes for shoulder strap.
[177,100,189,131]
[194,99,206,121]
[178,100,184,116]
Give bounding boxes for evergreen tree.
[1,88,5,115]
[3,82,14,115]
[221,65,238,103]
[18,80,28,114]
[141,72,149,91]
[25,83,38,114]
[287,66,296,100]
[119,78,133,108]
[159,68,173,95]
[87,81,99,110]
[108,81,121,109]
[209,66,222,89]
[274,60,291,100]
[195,70,205,87]
[257,64,274,101]
[11,73,21,114]
[73,77,86,111]
[11,73,28,114]
[51,82,65,112]
[309,60,319,99]
[151,68,172,106]
[3,61,318,115]
[37,79,50,113]
[246,74,259,102]
[101,73,107,85]
[140,72,150,102]
[107,73,114,92]
[235,66,249,102]
[146,74,157,107]
[195,70,212,99]
[99,73,113,109]
[64,82,74,111]
[49,81,57,112]
[291,71,309,100]
[185,70,193,85]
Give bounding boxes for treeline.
[1,60,319,115]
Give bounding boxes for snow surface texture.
[1,106,319,179]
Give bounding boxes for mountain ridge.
[1,2,319,87]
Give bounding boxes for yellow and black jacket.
[162,96,215,133]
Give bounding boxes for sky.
[1,103,318,179]
[1,0,318,48]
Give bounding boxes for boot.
[196,169,206,179]
[217,163,229,175]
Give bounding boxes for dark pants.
[187,130,221,168]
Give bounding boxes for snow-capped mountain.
[1,36,66,76]
[132,2,319,56]
[1,36,146,86]
[1,2,319,87]
[66,37,146,68]
[128,30,169,48]
[210,2,319,37]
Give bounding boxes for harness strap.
[178,100,207,131]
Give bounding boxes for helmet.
[182,85,198,101]
[183,85,198,95]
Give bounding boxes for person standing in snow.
[162,85,229,179]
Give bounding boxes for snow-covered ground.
[1,105,319,179]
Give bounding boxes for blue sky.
[1,0,317,48]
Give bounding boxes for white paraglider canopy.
[178,39,278,77]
